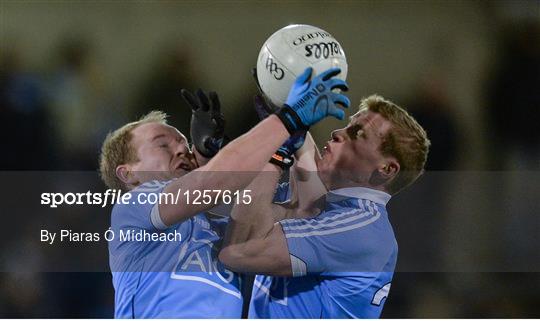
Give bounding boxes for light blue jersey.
[250,186,397,318]
[108,180,242,318]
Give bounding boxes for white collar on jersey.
[326,186,391,205]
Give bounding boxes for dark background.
[1,0,539,317]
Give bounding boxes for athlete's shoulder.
[348,197,396,251]
[280,197,396,270]
[111,180,172,230]
[280,198,384,238]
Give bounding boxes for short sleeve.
[111,180,170,232]
[279,208,394,276]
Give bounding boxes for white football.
[256,24,348,107]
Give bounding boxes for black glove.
[181,88,228,158]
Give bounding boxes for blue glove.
[276,67,350,134]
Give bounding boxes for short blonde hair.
[99,111,168,191]
[359,95,430,194]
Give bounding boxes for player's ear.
[116,164,139,188]
[369,159,400,188]
[378,159,400,180]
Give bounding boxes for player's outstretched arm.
[158,67,349,227]
[159,115,288,226]
[219,163,293,276]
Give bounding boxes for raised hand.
[181,89,228,158]
[276,67,350,134]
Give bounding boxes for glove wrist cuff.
[276,106,309,135]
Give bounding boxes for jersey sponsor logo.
[171,237,240,299]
